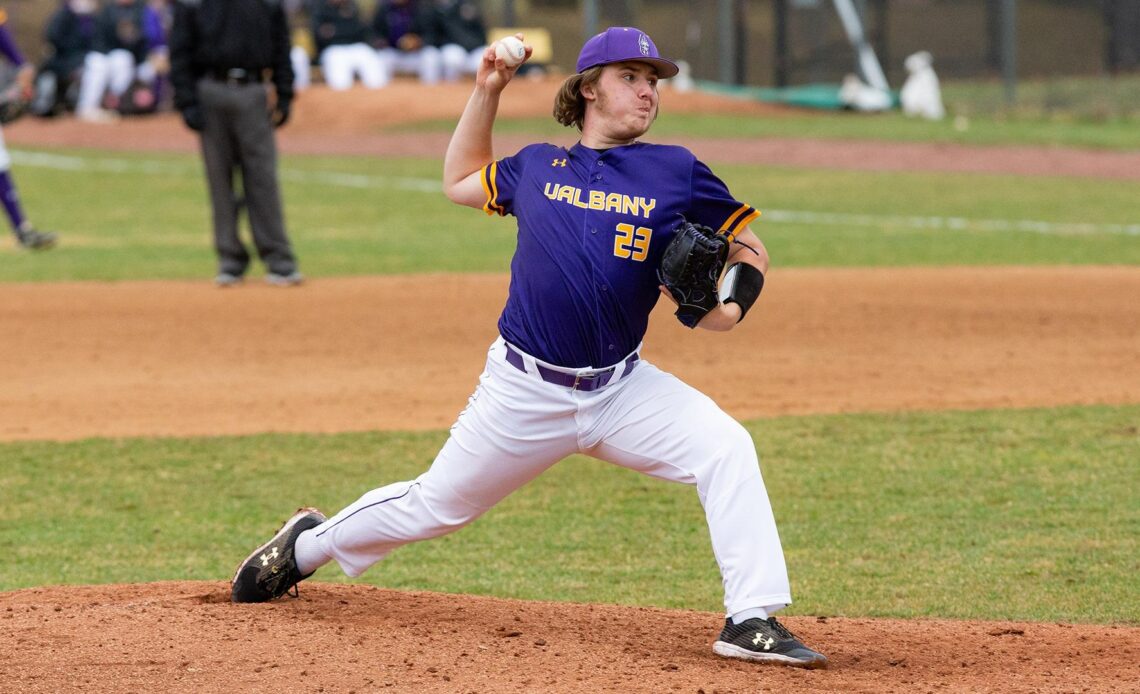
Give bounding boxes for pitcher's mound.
[2,581,1136,693]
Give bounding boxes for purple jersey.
[481,141,759,368]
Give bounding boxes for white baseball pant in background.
[439,43,485,82]
[376,46,443,85]
[319,43,387,90]
[76,49,157,113]
[291,46,312,90]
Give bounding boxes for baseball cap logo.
[638,33,650,56]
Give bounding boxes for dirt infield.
[3,82,1139,692]
[3,267,1139,441]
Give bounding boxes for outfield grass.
[480,109,1140,150]
[2,406,1136,624]
[2,147,1137,282]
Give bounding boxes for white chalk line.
[11,149,440,193]
[13,149,1138,236]
[761,209,1140,236]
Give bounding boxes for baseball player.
[422,0,487,82]
[231,27,827,669]
[310,0,387,90]
[0,8,58,250]
[371,0,443,85]
[75,0,168,122]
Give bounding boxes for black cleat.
[713,617,828,669]
[231,507,326,603]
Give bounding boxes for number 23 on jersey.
[614,223,652,261]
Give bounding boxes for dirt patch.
[3,83,1139,692]
[2,267,1138,441]
[2,582,1136,694]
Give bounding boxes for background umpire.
[170,0,303,287]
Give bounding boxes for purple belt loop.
[504,343,527,373]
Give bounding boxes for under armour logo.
[552,158,567,167]
[752,633,775,650]
[259,547,279,566]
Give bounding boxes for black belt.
[504,343,638,392]
[208,68,261,85]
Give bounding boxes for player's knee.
[689,419,759,481]
[417,478,488,536]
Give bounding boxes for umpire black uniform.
[170,0,301,286]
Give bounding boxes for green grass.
[2,146,1136,282]
[2,149,513,282]
[474,109,1140,150]
[3,405,1137,624]
[940,74,1140,123]
[725,165,1140,266]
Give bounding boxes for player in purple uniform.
[230,27,827,669]
[0,8,58,250]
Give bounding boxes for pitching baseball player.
[0,8,57,250]
[231,26,826,669]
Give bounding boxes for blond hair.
[552,67,604,131]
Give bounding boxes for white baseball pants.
[439,43,485,82]
[376,46,443,85]
[291,46,312,90]
[319,43,387,90]
[0,126,10,170]
[311,337,793,616]
[76,49,157,112]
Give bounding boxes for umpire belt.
[504,342,639,392]
[208,68,262,85]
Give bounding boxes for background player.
[0,7,57,250]
[422,0,486,82]
[310,0,386,90]
[372,0,442,85]
[230,27,827,669]
[74,0,167,122]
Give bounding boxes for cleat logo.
[259,547,280,566]
[752,633,775,651]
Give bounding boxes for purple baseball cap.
[575,27,679,79]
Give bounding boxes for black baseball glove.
[0,81,27,125]
[657,219,729,328]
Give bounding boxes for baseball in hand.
[495,36,526,67]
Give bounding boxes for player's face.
[584,62,660,143]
